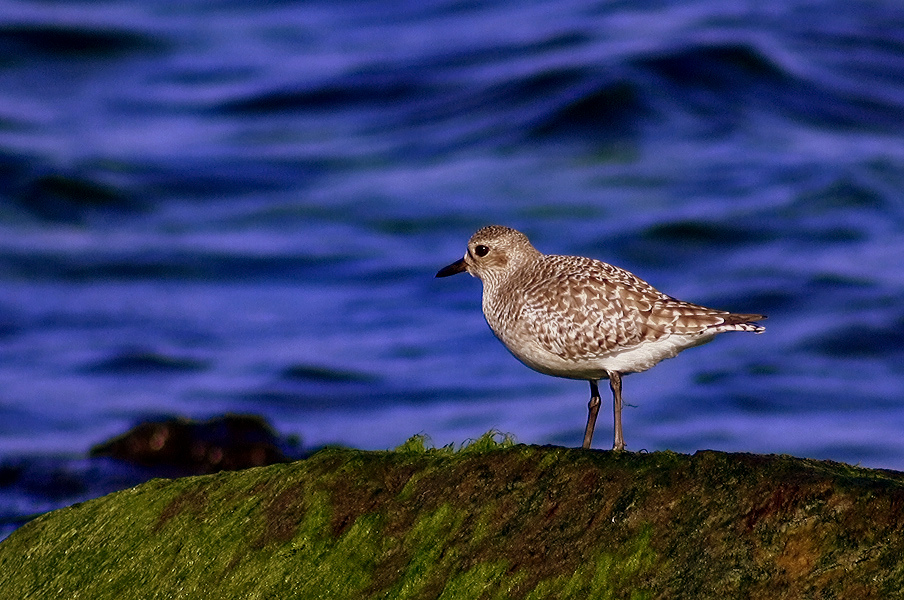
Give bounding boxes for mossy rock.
[2,434,904,599]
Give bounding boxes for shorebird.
[436,225,765,451]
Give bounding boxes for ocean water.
[2,0,904,537]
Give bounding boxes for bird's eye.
[474,245,490,257]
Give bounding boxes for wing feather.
[518,255,763,361]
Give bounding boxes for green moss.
[393,431,516,455]
[3,436,904,599]
[394,433,434,454]
[439,561,517,600]
[525,528,655,600]
[388,504,469,598]
[457,430,517,453]
[273,496,383,599]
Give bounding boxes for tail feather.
[719,313,766,334]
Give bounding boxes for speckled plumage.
[436,225,765,451]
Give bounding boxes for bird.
[435,225,765,451]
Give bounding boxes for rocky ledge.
[1,434,903,599]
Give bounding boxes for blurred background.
[2,0,904,538]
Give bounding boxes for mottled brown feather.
[491,252,763,362]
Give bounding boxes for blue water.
[2,0,904,537]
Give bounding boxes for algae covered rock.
[89,414,290,475]
[2,435,904,599]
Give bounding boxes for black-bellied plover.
[436,225,765,451]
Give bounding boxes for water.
[2,0,904,538]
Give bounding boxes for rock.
[89,414,289,475]
[2,434,904,598]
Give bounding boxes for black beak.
[435,257,467,277]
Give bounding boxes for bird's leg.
[582,380,601,449]
[609,371,626,451]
